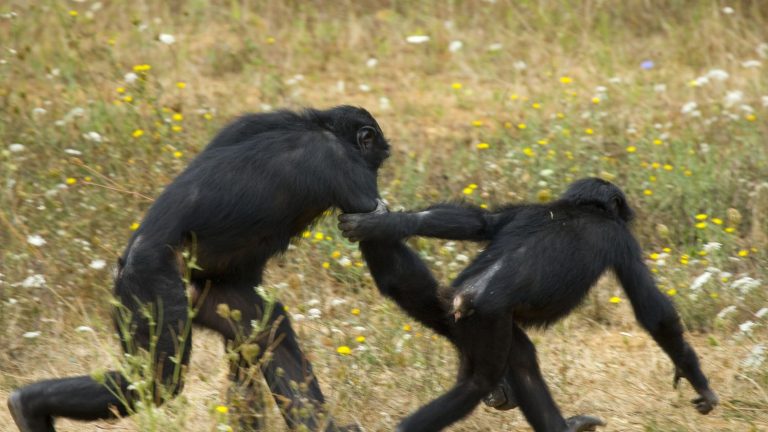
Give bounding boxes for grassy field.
[1,1,767,431]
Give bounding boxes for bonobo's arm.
[339,203,521,242]
[614,233,718,414]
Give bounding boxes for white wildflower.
[9,143,25,152]
[124,72,138,84]
[307,308,321,319]
[513,60,527,70]
[722,6,734,14]
[75,326,94,333]
[406,35,430,44]
[20,274,46,288]
[307,299,321,306]
[707,69,729,81]
[448,40,463,53]
[23,331,41,339]
[540,168,554,177]
[702,242,722,252]
[653,83,666,93]
[681,101,698,115]
[690,271,712,291]
[755,307,768,319]
[723,90,743,107]
[27,234,46,246]
[739,320,756,334]
[330,298,347,307]
[762,96,768,108]
[731,277,760,295]
[455,254,469,263]
[32,107,47,116]
[89,259,107,270]
[378,96,391,111]
[64,148,82,155]
[693,75,709,86]
[487,43,503,51]
[359,83,371,92]
[716,305,737,319]
[741,60,761,68]
[158,33,175,45]
[83,131,102,142]
[366,58,378,68]
[608,76,622,84]
[292,313,306,322]
[338,257,352,267]
[741,344,765,369]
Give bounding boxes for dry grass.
[1,1,767,431]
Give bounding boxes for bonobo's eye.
[356,126,376,151]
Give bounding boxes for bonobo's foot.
[482,379,518,410]
[691,388,719,414]
[564,415,605,432]
[673,368,719,414]
[8,390,54,432]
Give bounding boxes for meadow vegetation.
[1,1,766,431]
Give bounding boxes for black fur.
[339,178,718,432]
[8,106,387,432]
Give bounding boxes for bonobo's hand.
[673,367,719,414]
[338,199,392,242]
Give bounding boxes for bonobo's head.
[561,177,635,222]
[318,105,391,171]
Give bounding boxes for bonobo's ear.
[356,126,376,151]
[610,195,635,222]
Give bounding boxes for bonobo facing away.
[339,178,718,432]
[8,106,390,432]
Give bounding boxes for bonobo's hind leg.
[396,315,515,432]
[192,281,355,431]
[8,250,191,432]
[506,324,604,432]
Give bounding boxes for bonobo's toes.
[451,294,474,321]
[564,415,605,432]
[482,384,518,411]
[8,390,54,432]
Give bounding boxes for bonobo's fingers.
[564,415,606,432]
[691,389,719,415]
[337,214,366,242]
